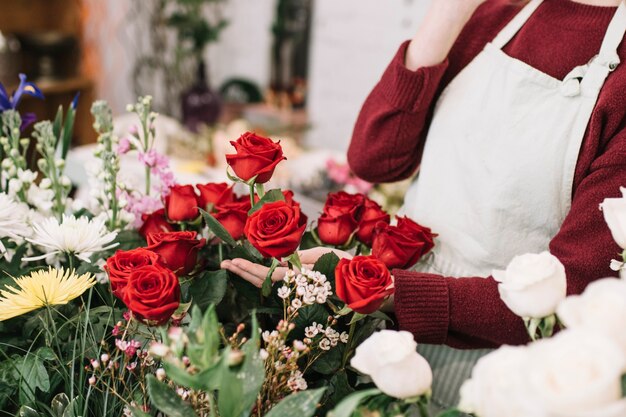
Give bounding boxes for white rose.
[459,346,540,417]
[557,278,626,355]
[526,329,626,417]
[600,187,626,249]
[350,330,432,399]
[493,252,567,318]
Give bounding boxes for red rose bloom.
[146,231,206,276]
[104,248,163,299]
[225,132,286,184]
[372,216,436,269]
[356,199,390,246]
[335,255,394,314]
[124,264,180,326]
[196,182,235,210]
[165,185,200,222]
[317,192,365,246]
[138,209,175,239]
[213,196,251,241]
[244,200,307,258]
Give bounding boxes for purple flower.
[0,74,44,112]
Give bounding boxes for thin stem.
[255,183,265,199]
[341,319,357,369]
[249,182,256,208]
[417,401,430,417]
[145,165,151,196]
[218,243,224,264]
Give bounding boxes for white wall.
[306,0,429,150]
[87,0,429,151]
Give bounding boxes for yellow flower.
[0,267,96,321]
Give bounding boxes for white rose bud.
[156,368,166,381]
[526,329,626,417]
[557,278,626,355]
[350,330,432,399]
[600,188,626,249]
[148,342,169,357]
[493,252,567,318]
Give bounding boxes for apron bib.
[399,0,626,410]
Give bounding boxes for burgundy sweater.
[349,0,626,348]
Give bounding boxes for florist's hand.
[221,247,352,288]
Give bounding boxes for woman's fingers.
[221,259,264,287]
[297,247,353,264]
[221,258,316,287]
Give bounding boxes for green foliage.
[189,269,229,310]
[248,189,285,215]
[327,389,382,417]
[313,252,340,291]
[146,374,198,417]
[264,388,326,417]
[14,348,54,405]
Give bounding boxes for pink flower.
[115,339,142,357]
[117,137,131,155]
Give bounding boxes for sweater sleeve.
[392,132,626,349]
[347,41,449,183]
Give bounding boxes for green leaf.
[294,303,331,332]
[51,393,70,417]
[189,270,228,310]
[187,305,221,369]
[18,405,40,417]
[200,209,237,247]
[217,314,264,417]
[309,344,344,375]
[248,189,285,215]
[15,352,50,405]
[265,388,326,417]
[436,410,464,417]
[327,389,382,417]
[61,398,81,417]
[313,252,340,291]
[322,371,355,411]
[146,374,197,417]
[130,407,152,417]
[262,258,280,297]
[52,105,63,147]
[621,373,626,397]
[61,101,77,159]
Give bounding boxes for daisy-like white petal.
[24,215,118,263]
[0,267,96,321]
[0,192,32,243]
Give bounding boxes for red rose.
[197,182,235,210]
[124,264,180,326]
[138,209,175,239]
[335,255,394,314]
[225,132,286,184]
[356,199,390,246]
[317,192,365,246]
[165,185,200,222]
[146,231,206,276]
[213,196,251,241]
[104,248,163,299]
[372,216,436,269]
[244,200,307,258]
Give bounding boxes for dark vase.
[181,60,222,132]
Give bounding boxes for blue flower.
[0,73,44,112]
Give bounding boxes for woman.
[222,0,626,410]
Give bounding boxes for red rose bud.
[244,200,307,258]
[146,231,206,276]
[104,248,163,300]
[138,209,175,239]
[356,199,390,246]
[225,132,286,184]
[335,255,394,314]
[372,216,435,269]
[124,264,180,326]
[213,196,251,241]
[165,184,200,222]
[316,191,365,246]
[196,182,235,210]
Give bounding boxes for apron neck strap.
[597,1,626,67]
[491,0,543,49]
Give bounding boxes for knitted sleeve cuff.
[392,269,450,344]
[379,40,449,114]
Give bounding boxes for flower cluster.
[278,268,333,309]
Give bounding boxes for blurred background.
[0,0,428,212]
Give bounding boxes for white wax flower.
[600,187,626,249]
[350,330,432,399]
[459,346,539,417]
[527,329,626,417]
[557,278,626,355]
[493,251,567,318]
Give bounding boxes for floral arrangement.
[1,74,625,417]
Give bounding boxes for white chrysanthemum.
[0,193,32,256]
[24,215,118,262]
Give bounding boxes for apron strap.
[491,0,543,49]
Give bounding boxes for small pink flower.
[126,362,137,371]
[117,137,131,155]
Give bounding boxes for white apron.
[399,0,626,410]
